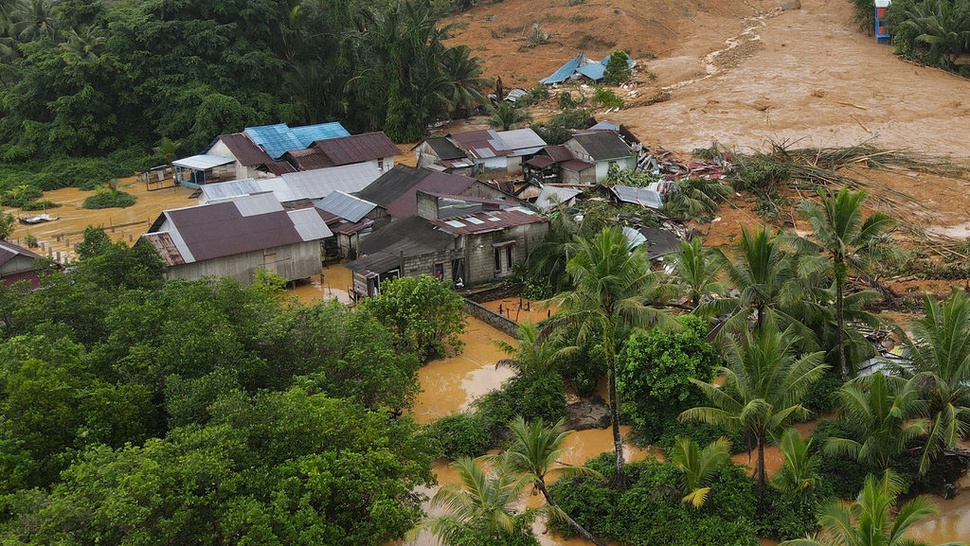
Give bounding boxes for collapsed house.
[538,52,634,85]
[413,128,547,175]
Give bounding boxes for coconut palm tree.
[440,44,487,118]
[824,372,927,471]
[680,321,827,497]
[670,237,725,310]
[697,226,811,343]
[425,456,537,545]
[903,290,970,475]
[494,322,563,380]
[668,436,731,508]
[488,100,530,131]
[501,416,607,546]
[774,427,820,494]
[795,187,895,382]
[779,470,965,546]
[549,227,673,483]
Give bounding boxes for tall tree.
[779,470,964,546]
[795,187,895,381]
[774,427,820,494]
[501,416,607,546]
[495,322,564,380]
[698,226,810,342]
[824,372,927,471]
[550,227,673,484]
[903,290,970,474]
[681,322,826,497]
[670,237,725,309]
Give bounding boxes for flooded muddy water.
[6,178,196,262]
[908,471,970,544]
[288,265,355,306]
[480,297,558,325]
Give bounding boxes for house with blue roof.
[196,122,352,182]
[539,52,634,85]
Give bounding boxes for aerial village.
[3,0,970,544]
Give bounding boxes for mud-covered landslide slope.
[442,0,775,86]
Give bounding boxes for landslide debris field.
[445,0,970,293]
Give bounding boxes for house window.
[492,240,516,274]
[378,158,385,170]
[506,246,513,269]
[494,248,502,272]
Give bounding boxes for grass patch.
[82,191,136,209]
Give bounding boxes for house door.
[451,258,464,288]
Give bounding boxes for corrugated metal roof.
[448,128,546,159]
[234,192,283,217]
[534,185,583,211]
[638,227,682,259]
[612,185,662,209]
[311,132,400,166]
[280,163,382,200]
[387,171,478,218]
[497,128,546,150]
[569,132,633,161]
[314,190,377,223]
[141,232,186,266]
[288,207,334,240]
[349,216,455,274]
[423,137,466,160]
[245,122,350,159]
[561,159,594,171]
[199,163,382,205]
[264,160,298,175]
[173,154,236,170]
[539,53,587,84]
[430,207,546,235]
[283,148,333,171]
[145,193,330,265]
[217,133,273,166]
[0,240,42,267]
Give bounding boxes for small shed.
[172,154,236,187]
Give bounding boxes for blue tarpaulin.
[539,53,634,84]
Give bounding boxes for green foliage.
[892,0,970,72]
[81,189,136,209]
[603,50,632,84]
[488,100,531,131]
[558,90,577,109]
[669,436,732,508]
[590,87,623,109]
[812,419,874,499]
[531,108,591,144]
[549,454,759,546]
[779,470,945,546]
[361,274,466,361]
[757,485,827,541]
[617,315,720,441]
[662,177,731,222]
[730,156,792,197]
[0,212,14,239]
[606,163,659,187]
[250,267,287,298]
[427,412,493,459]
[473,373,568,444]
[558,336,607,397]
[1,184,42,208]
[2,389,435,545]
[801,369,843,413]
[514,85,549,107]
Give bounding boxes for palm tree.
[489,100,530,131]
[550,227,673,483]
[495,322,563,380]
[680,321,827,497]
[901,0,970,70]
[795,187,895,382]
[668,436,731,508]
[661,177,730,222]
[774,427,820,494]
[697,226,810,342]
[904,290,970,475]
[670,237,725,310]
[779,470,964,546]
[425,456,536,545]
[440,45,487,117]
[501,416,607,546]
[824,372,927,471]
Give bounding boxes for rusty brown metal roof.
[311,132,400,166]
[430,207,546,235]
[219,133,274,167]
[264,160,297,175]
[283,148,333,171]
[0,240,42,267]
[142,232,186,266]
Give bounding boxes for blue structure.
[539,52,634,84]
[244,122,350,159]
[875,0,891,44]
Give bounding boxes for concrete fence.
[461,298,521,339]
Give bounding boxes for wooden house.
[142,192,333,285]
[0,240,47,289]
[563,131,636,183]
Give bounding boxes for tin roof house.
[196,163,383,206]
[142,192,332,285]
[563,131,637,183]
[413,128,546,175]
[190,122,352,184]
[283,132,400,173]
[0,240,48,289]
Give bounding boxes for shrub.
[82,191,137,209]
[558,338,606,397]
[590,87,623,109]
[549,455,759,546]
[801,369,842,414]
[531,108,593,145]
[811,419,873,499]
[755,486,826,540]
[617,315,720,441]
[425,412,492,459]
[20,200,60,211]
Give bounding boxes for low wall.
[462,298,521,339]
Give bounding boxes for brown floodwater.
[481,297,559,325]
[6,178,196,262]
[288,265,355,306]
